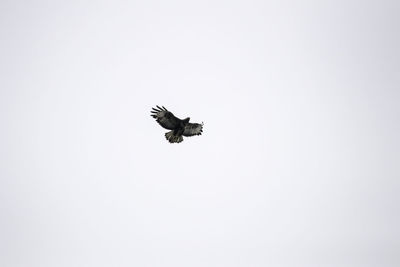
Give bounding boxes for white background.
[1,0,399,266]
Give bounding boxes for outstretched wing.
[183,122,203,137]
[151,106,181,130]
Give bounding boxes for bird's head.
[183,117,190,123]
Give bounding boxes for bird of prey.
[151,106,203,143]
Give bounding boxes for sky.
[0,0,399,266]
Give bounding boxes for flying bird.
[151,106,203,143]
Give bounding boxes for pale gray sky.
[1,1,399,267]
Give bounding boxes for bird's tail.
[165,131,183,143]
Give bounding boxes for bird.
[151,106,203,143]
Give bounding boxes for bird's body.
[151,106,203,143]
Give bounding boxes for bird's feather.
[183,122,203,137]
[150,106,181,130]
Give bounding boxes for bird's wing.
[151,106,181,130]
[183,122,203,137]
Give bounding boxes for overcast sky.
[1,1,399,267]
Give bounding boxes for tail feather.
[165,131,183,143]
